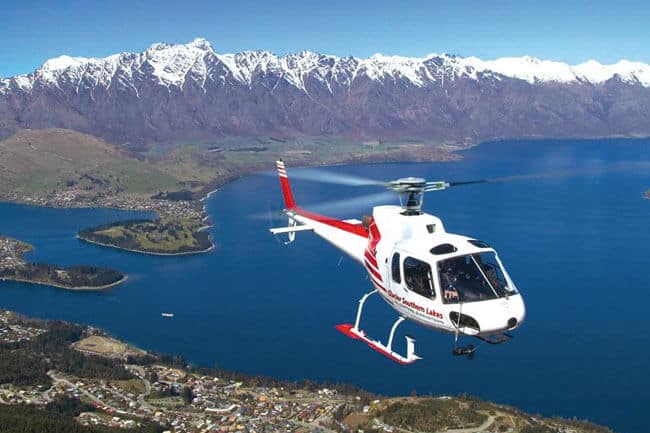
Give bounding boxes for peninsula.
[0,309,613,433]
[0,236,126,290]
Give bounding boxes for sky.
[2,0,649,77]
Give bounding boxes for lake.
[1,138,649,433]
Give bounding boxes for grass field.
[0,129,180,196]
[111,378,146,395]
[73,336,128,356]
[73,335,146,359]
[0,129,457,200]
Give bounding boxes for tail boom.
[273,160,368,262]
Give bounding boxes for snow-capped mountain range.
[2,38,650,144]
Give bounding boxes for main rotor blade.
[443,161,650,188]
[265,168,387,187]
[304,191,397,216]
[486,161,650,183]
[249,191,396,220]
[448,179,489,187]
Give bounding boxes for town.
[0,189,206,224]
[0,311,362,433]
[0,235,30,271]
[0,310,610,433]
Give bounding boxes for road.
[47,371,119,412]
[444,415,495,433]
[374,414,496,433]
[125,364,154,410]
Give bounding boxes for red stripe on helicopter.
[294,208,368,238]
[279,176,295,209]
[364,250,378,268]
[370,277,386,292]
[364,258,380,275]
[365,261,383,282]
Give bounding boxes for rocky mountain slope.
[2,38,650,146]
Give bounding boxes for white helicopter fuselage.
[289,204,526,338]
[272,159,525,362]
[366,206,525,336]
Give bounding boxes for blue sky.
[2,0,649,77]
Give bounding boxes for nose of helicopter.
[471,294,526,335]
[505,294,526,331]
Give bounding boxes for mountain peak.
[188,37,213,51]
[146,42,172,51]
[40,55,88,72]
[146,38,213,54]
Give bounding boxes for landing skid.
[336,290,422,365]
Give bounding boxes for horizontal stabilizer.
[269,225,314,235]
[269,218,363,235]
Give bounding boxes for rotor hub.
[389,177,427,193]
[388,177,427,215]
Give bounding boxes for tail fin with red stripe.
[276,159,296,209]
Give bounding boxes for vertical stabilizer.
[276,159,296,209]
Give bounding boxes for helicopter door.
[403,256,436,300]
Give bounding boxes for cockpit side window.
[403,257,435,299]
[391,253,401,284]
[474,252,517,297]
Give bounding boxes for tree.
[182,386,194,405]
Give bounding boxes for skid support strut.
[336,290,422,365]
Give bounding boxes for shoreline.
[76,234,215,256]
[0,274,128,291]
[4,136,647,256]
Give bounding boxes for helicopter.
[270,159,525,363]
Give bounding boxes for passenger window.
[391,253,401,283]
[403,257,435,299]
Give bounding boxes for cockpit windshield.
[438,252,517,303]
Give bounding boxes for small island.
[77,218,213,256]
[0,236,126,290]
[645,189,650,199]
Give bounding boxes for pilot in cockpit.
[439,261,459,301]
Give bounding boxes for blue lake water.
[1,138,650,433]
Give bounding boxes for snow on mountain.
[454,55,650,86]
[2,38,650,95]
